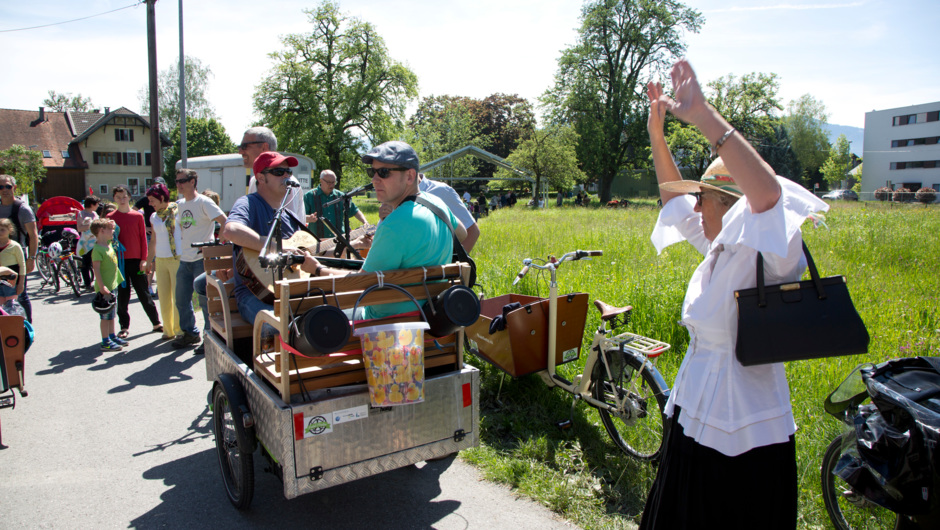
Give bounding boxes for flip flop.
[118,329,129,339]
[153,324,163,333]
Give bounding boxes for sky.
[2,0,937,150]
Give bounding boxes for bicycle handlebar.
[513,250,603,284]
[191,240,223,248]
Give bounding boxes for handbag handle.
[755,241,826,307]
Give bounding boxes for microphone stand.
[321,183,372,260]
[259,186,298,281]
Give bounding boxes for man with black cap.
[222,151,318,334]
[304,141,465,320]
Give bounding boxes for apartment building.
[862,102,940,199]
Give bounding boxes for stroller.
[35,196,84,295]
[821,356,940,529]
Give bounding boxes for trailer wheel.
[212,381,254,509]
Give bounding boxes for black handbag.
[734,242,869,366]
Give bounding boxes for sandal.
[118,329,130,339]
[153,324,163,333]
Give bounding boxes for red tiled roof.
[0,107,85,169]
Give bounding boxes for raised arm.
[665,59,780,213]
[647,81,685,206]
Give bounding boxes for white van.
[176,153,315,212]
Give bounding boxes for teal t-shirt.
[303,187,361,238]
[92,243,124,292]
[360,193,456,320]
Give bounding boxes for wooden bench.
[203,244,253,349]
[252,263,472,402]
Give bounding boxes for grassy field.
[386,199,939,529]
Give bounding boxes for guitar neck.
[316,224,375,255]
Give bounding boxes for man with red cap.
[221,151,319,335]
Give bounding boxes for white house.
[862,102,940,199]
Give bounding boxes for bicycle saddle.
[593,300,632,322]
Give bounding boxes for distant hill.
[823,123,864,157]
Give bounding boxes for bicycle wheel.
[212,384,254,509]
[64,258,81,298]
[821,433,900,530]
[51,260,61,293]
[592,348,668,461]
[36,251,53,282]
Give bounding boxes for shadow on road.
[131,447,462,528]
[103,342,203,394]
[36,343,104,375]
[133,404,213,458]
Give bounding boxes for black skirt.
[639,406,797,530]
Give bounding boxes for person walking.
[0,174,38,322]
[145,184,181,341]
[107,185,161,339]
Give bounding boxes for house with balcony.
[862,102,940,199]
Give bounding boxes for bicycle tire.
[64,258,81,298]
[51,260,61,293]
[592,348,668,461]
[36,251,53,282]
[821,433,900,530]
[212,384,254,509]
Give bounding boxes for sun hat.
[659,157,743,198]
[253,151,298,176]
[360,141,420,171]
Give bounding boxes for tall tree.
[782,94,830,178]
[496,126,587,196]
[757,123,802,182]
[409,96,486,184]
[163,117,237,178]
[138,55,216,135]
[0,145,46,199]
[542,0,703,202]
[821,134,853,188]
[707,72,782,142]
[475,94,536,180]
[43,91,94,112]
[254,1,418,186]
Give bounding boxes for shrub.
[874,187,892,201]
[915,187,937,204]
[893,187,913,202]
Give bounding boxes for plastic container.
[354,321,430,406]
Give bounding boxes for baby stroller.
[35,197,83,295]
[821,356,940,529]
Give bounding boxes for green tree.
[664,121,710,177]
[43,91,94,112]
[476,94,536,180]
[409,95,487,185]
[254,1,418,186]
[783,94,830,178]
[707,72,782,142]
[757,123,802,182]
[138,55,216,135]
[542,0,703,202]
[163,117,237,178]
[0,145,46,199]
[820,134,853,188]
[496,126,587,197]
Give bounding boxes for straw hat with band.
[659,157,743,199]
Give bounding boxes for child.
[90,218,126,351]
[76,195,100,291]
[0,219,26,315]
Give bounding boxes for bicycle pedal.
[555,419,573,431]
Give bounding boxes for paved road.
[0,276,577,529]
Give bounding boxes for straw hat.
[659,157,743,198]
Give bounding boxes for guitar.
[235,231,319,304]
[314,224,377,257]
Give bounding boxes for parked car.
[822,189,859,201]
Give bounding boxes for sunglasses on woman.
[366,167,409,179]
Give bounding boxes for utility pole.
[178,0,187,170]
[147,0,162,180]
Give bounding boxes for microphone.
[285,180,301,187]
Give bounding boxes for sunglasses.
[689,192,706,206]
[175,178,193,184]
[261,168,292,177]
[0,185,13,190]
[237,141,264,150]
[366,167,409,179]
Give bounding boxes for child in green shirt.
[90,219,126,351]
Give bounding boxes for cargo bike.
[465,249,672,461]
[202,241,481,509]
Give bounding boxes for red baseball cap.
[253,151,298,176]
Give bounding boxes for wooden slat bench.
[252,263,472,401]
[202,244,252,350]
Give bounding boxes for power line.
[0,2,144,33]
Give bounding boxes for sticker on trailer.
[333,405,369,425]
[563,347,578,362]
[293,413,333,439]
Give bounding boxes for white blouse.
[650,176,828,456]
[150,212,176,259]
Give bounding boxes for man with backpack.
[0,174,38,322]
